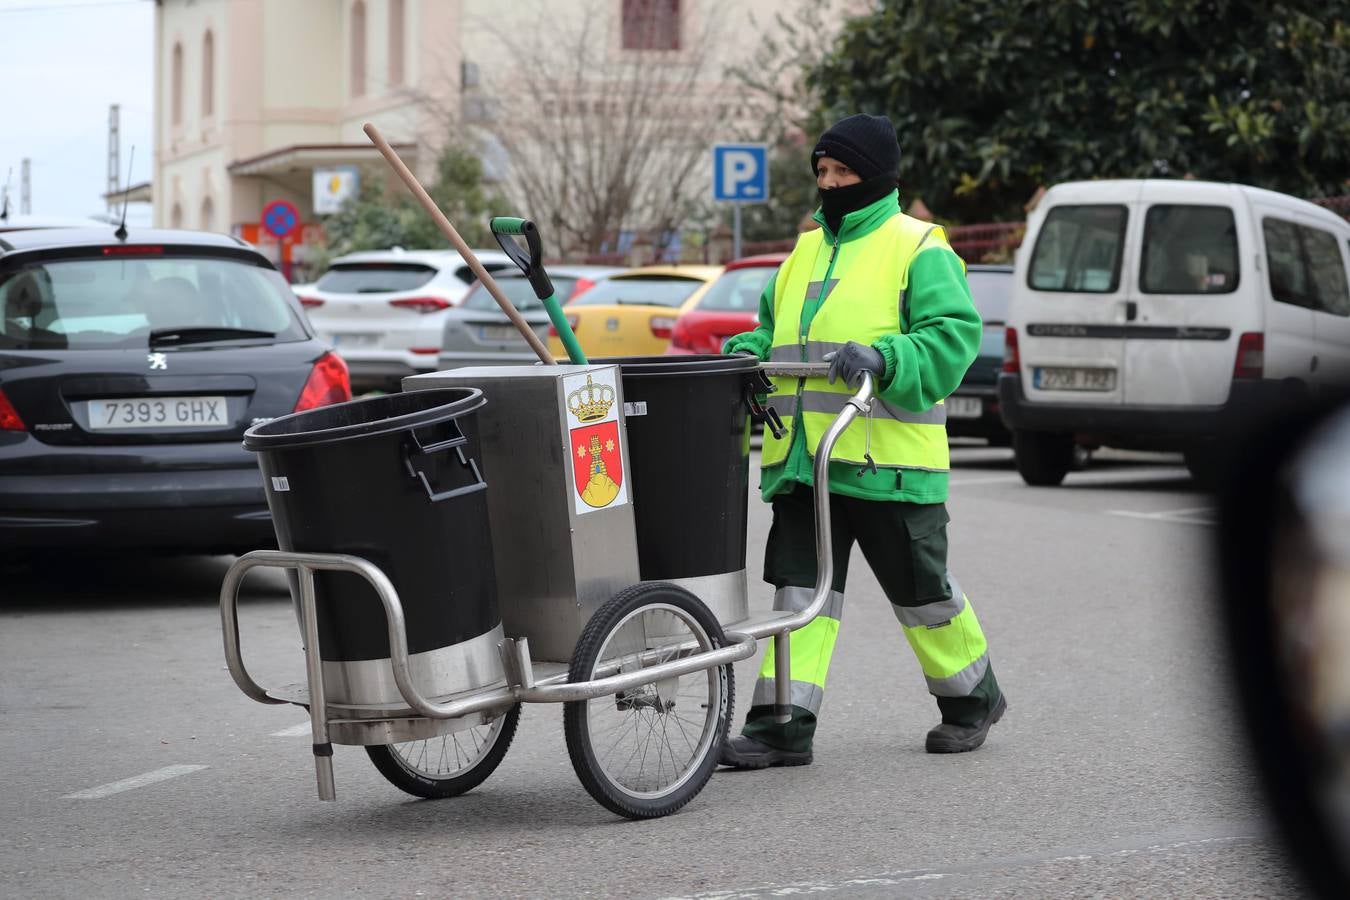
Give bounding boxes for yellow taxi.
[548,264,723,359]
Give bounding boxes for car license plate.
[327,332,379,348]
[479,324,520,342]
[945,396,982,418]
[88,396,229,430]
[1033,367,1116,391]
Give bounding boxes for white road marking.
[1107,506,1216,526]
[271,721,312,737]
[666,833,1261,899]
[62,764,208,800]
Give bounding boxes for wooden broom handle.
[363,122,556,365]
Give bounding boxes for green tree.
[318,140,506,265]
[811,1,1350,222]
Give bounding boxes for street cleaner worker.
[720,113,1007,767]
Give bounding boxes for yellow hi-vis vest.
[762,212,952,474]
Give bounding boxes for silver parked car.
[438,265,622,368]
[297,247,513,391]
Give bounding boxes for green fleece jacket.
[724,191,981,504]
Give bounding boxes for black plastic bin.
[600,354,766,583]
[242,389,497,664]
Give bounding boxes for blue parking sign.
[712,144,768,202]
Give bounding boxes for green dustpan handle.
[490,216,587,364]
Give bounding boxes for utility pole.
[20,158,31,215]
[107,103,121,216]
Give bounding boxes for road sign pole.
[732,202,742,260]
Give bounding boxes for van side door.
[1296,218,1350,385]
[1256,210,1322,385]
[1124,184,1248,406]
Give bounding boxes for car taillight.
[297,295,324,308]
[1002,327,1020,374]
[0,387,26,431]
[570,278,596,299]
[1233,332,1264,379]
[389,297,451,314]
[411,347,439,355]
[294,352,352,412]
[669,318,693,350]
[650,316,677,339]
[549,314,580,338]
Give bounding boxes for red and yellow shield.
[570,421,624,509]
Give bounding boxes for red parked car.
[666,253,787,355]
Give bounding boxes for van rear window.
[1028,205,1126,293]
[1141,205,1238,294]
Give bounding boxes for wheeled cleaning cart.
[220,360,873,819]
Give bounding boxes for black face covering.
[818,174,897,236]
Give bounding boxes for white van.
[999,179,1350,485]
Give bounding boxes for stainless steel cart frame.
[220,364,873,816]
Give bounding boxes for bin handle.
[408,417,470,455]
[403,423,488,503]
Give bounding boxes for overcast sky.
[0,0,155,224]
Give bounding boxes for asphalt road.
[1,445,1303,898]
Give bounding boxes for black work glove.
[824,341,885,386]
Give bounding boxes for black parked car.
[947,263,1014,445]
[0,227,350,557]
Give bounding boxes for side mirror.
[1216,385,1350,898]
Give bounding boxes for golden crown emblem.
[567,374,616,423]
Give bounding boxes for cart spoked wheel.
[366,703,521,799]
[563,583,734,819]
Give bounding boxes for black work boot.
[719,734,813,769]
[926,693,1008,754]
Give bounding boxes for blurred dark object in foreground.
[1215,382,1350,899]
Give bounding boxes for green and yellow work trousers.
[742,485,1002,753]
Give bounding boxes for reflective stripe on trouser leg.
[750,586,844,715]
[897,589,989,698]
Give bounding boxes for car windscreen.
[1028,205,1127,293]
[463,275,578,312]
[567,276,704,308]
[0,255,306,350]
[315,262,437,293]
[967,271,1012,323]
[697,265,777,312]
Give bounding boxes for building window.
[171,203,183,229]
[350,0,367,98]
[200,197,215,232]
[202,31,215,118]
[621,0,680,50]
[171,42,184,125]
[388,0,405,86]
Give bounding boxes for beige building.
[150,0,857,273]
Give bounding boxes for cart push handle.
[490,216,588,365]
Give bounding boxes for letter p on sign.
[712,144,768,202]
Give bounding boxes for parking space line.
[1107,507,1216,526]
[271,722,312,737]
[62,764,208,800]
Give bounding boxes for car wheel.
[1013,430,1074,486]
